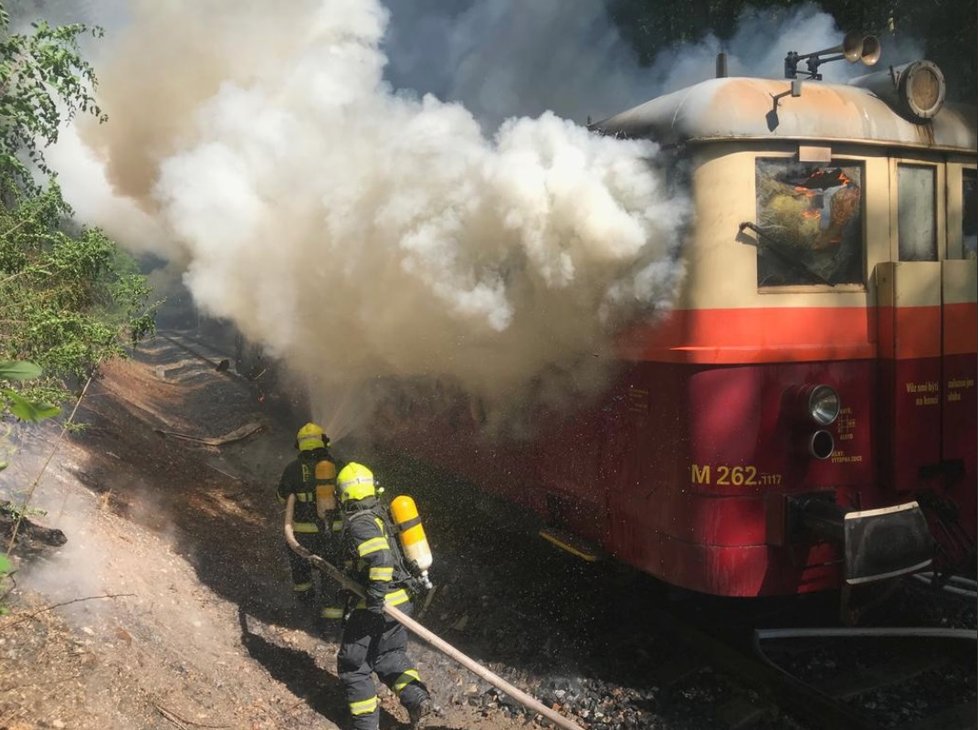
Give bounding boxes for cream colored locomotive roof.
[594,77,977,152]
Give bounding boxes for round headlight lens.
[808,385,840,425]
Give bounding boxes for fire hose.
[284,495,584,730]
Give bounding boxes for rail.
[650,606,879,729]
[753,625,977,729]
[912,572,978,601]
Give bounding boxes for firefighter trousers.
[338,602,429,730]
[286,532,344,619]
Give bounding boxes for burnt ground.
[1,332,624,730]
[0,332,975,730]
[1,334,538,730]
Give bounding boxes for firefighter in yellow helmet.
[334,462,433,730]
[277,422,344,625]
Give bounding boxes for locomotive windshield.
[754,159,863,287]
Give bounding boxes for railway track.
[650,580,977,730]
[754,626,976,729]
[142,327,977,730]
[154,329,248,382]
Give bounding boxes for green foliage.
[1,500,46,520]
[0,550,11,614]
[0,1,158,416]
[3,386,59,421]
[0,359,40,380]
[0,5,106,190]
[0,188,156,387]
[0,358,60,433]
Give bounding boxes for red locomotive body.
[379,61,977,598]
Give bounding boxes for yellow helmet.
[296,422,328,452]
[336,462,376,503]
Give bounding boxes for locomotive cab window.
[963,168,977,260]
[897,164,937,261]
[754,159,863,288]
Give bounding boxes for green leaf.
[0,14,156,411]
[0,360,42,381]
[3,388,61,421]
[0,553,11,575]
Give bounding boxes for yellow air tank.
[391,495,433,584]
[315,460,337,519]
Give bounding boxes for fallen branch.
[205,463,243,481]
[154,702,229,729]
[154,703,189,730]
[0,592,134,630]
[153,422,263,447]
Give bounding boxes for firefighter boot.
[408,697,433,729]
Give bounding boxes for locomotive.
[376,35,978,602]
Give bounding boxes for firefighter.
[277,422,344,624]
[335,462,433,730]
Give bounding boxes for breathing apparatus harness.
[335,462,435,614]
[341,491,433,600]
[342,499,432,597]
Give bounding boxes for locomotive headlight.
[808,385,840,426]
[809,430,835,460]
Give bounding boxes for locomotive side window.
[963,169,977,260]
[754,159,863,287]
[897,164,937,261]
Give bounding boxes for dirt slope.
[0,334,543,730]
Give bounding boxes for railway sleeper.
[755,628,976,729]
[714,694,779,730]
[814,652,947,699]
[894,700,978,730]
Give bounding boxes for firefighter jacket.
[277,446,337,534]
[343,508,412,612]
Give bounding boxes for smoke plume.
[46,0,690,433]
[379,1,923,128]
[43,1,918,434]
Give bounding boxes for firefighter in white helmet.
[334,462,433,730]
[277,422,344,625]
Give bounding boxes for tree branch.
[0,592,134,630]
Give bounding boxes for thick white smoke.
[44,1,921,434]
[381,0,648,128]
[47,0,690,432]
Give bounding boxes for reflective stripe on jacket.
[277,447,337,531]
[345,511,410,610]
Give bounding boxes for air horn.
[785,31,881,80]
